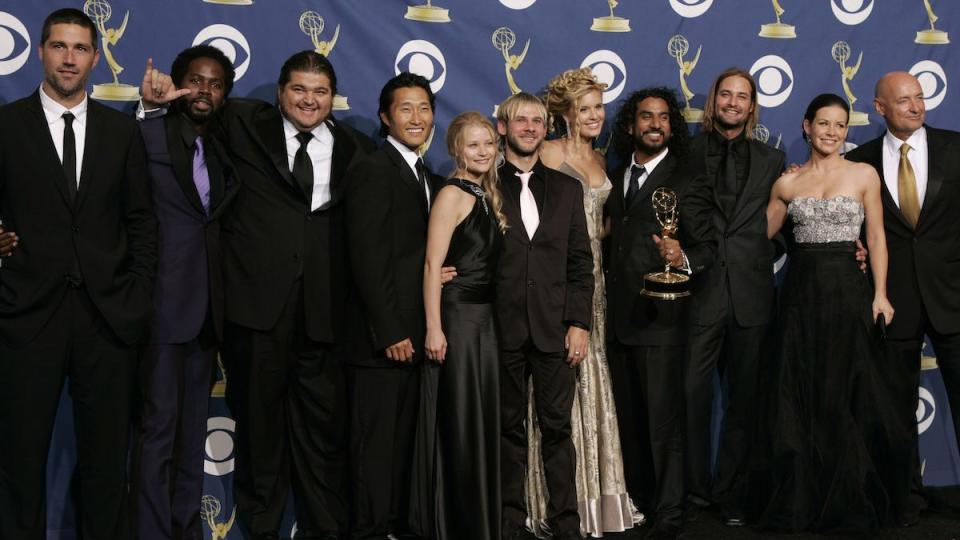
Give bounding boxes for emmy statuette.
[759,0,796,38]
[83,0,140,101]
[641,188,690,300]
[667,35,702,124]
[299,11,349,110]
[916,0,949,44]
[831,41,869,126]
[591,0,631,32]
[405,0,451,23]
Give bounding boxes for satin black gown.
[415,178,503,540]
[758,196,898,534]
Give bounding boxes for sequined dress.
[524,164,639,537]
[757,196,895,533]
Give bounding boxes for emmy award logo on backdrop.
[83,0,139,101]
[591,0,630,32]
[405,0,451,23]
[831,41,869,126]
[753,124,782,150]
[200,495,236,540]
[203,0,252,5]
[667,35,702,123]
[759,0,796,38]
[299,11,349,110]
[916,0,949,44]
[641,188,690,300]
[492,27,529,96]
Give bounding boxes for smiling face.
[629,96,672,160]
[712,74,755,133]
[803,104,849,156]
[566,89,605,140]
[875,72,925,140]
[38,23,100,106]
[278,70,333,132]
[497,102,547,158]
[456,124,497,181]
[380,85,434,150]
[178,57,227,124]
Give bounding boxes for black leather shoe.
[721,506,746,527]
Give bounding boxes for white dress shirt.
[882,127,928,208]
[387,135,431,209]
[623,147,670,196]
[284,118,334,211]
[39,84,87,186]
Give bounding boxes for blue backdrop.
[1,1,958,538]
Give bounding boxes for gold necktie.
[898,143,920,228]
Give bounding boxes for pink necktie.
[516,170,539,238]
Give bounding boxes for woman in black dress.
[422,111,507,539]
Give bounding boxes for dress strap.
[446,178,489,214]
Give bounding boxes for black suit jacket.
[343,142,439,367]
[495,159,594,353]
[0,91,157,347]
[846,126,960,338]
[682,132,785,327]
[605,152,714,346]
[140,114,237,343]
[215,99,373,344]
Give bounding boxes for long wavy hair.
[445,112,508,233]
[611,87,690,158]
[543,67,607,145]
[701,67,760,138]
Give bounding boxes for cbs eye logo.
[910,60,947,110]
[395,40,447,94]
[916,386,936,435]
[193,24,251,81]
[750,55,794,108]
[499,0,537,8]
[204,416,236,476]
[669,0,713,18]
[831,0,874,25]
[581,50,626,104]
[0,12,30,76]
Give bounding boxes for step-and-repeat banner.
[1,1,958,537]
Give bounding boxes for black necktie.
[625,164,645,207]
[62,112,77,201]
[293,131,314,202]
[723,138,738,213]
[415,157,430,207]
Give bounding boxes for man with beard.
[135,45,237,540]
[672,68,785,525]
[605,88,713,540]
[846,71,960,526]
[494,92,593,540]
[0,9,156,538]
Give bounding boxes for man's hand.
[385,338,415,363]
[0,227,18,257]
[564,326,589,367]
[855,239,868,273]
[141,58,190,110]
[440,266,457,286]
[653,234,684,268]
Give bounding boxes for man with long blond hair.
[669,67,785,526]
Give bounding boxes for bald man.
[846,71,960,526]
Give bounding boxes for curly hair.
[611,87,690,158]
[543,68,607,142]
[170,44,236,98]
[445,112,508,232]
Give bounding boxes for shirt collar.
[883,126,926,154]
[38,84,88,126]
[631,147,669,175]
[500,157,545,180]
[386,134,422,171]
[282,116,333,146]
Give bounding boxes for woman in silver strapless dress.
[758,93,898,533]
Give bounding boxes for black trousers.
[684,303,768,510]
[608,341,684,529]
[882,307,960,522]
[222,281,348,539]
[346,364,420,540]
[0,288,136,540]
[499,340,579,535]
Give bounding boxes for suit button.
[623,217,629,223]
[528,244,533,251]
[306,215,312,221]
[72,226,80,233]
[527,280,535,288]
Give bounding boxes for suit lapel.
[165,115,206,215]
[866,139,913,231]
[325,119,356,211]
[918,128,945,231]
[26,92,72,209]
[632,153,677,214]
[383,142,428,218]
[251,108,301,197]
[729,141,763,221]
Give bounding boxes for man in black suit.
[605,88,714,540]
[343,72,436,540]
[494,92,593,540]
[846,71,960,525]
[143,50,373,538]
[135,45,237,540]
[678,68,785,525]
[0,9,156,539]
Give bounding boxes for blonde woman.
[525,67,641,536]
[422,112,507,539]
